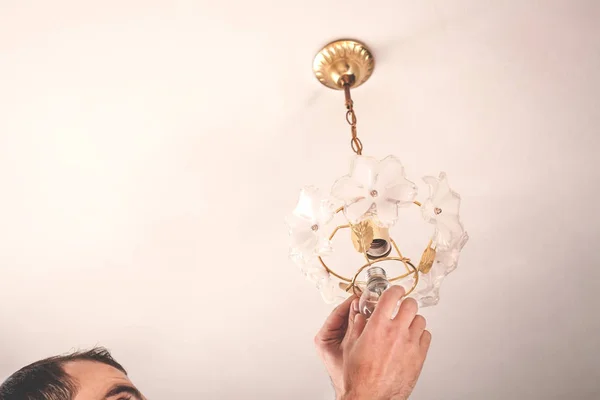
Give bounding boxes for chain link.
[343,82,363,155]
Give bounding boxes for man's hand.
[314,295,359,398]
[341,286,432,400]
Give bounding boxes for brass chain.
[343,80,363,155]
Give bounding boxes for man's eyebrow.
[104,384,144,400]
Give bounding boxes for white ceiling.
[1,0,599,399]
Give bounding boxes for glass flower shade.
[411,173,468,306]
[421,172,465,250]
[286,156,468,307]
[411,231,469,307]
[331,155,417,227]
[286,187,346,303]
[286,186,334,262]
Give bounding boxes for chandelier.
[286,40,468,314]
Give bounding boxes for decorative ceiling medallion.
[313,39,375,90]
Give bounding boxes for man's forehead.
[63,359,129,380]
[63,360,143,400]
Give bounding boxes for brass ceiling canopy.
[313,39,375,90]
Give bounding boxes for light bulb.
[358,266,391,318]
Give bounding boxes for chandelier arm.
[328,224,351,241]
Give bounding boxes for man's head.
[0,347,144,400]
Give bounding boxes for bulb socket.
[366,238,392,260]
[351,219,392,259]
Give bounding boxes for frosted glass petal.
[375,199,399,227]
[292,186,335,225]
[433,214,464,250]
[316,236,334,256]
[376,156,417,206]
[410,272,440,307]
[289,252,307,271]
[436,231,469,271]
[422,173,461,218]
[376,155,406,187]
[317,275,346,304]
[421,172,465,249]
[287,186,336,260]
[421,199,436,223]
[290,229,317,253]
[350,156,379,188]
[331,176,366,204]
[307,265,329,284]
[385,182,418,206]
[285,213,311,231]
[345,198,374,223]
[293,188,319,222]
[422,176,440,199]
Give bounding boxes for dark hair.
[0,347,126,400]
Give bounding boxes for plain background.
[1,0,599,399]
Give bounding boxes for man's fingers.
[347,312,367,343]
[420,330,432,354]
[409,315,426,339]
[324,295,355,329]
[335,294,357,317]
[347,299,359,327]
[316,295,356,342]
[393,297,419,329]
[370,285,406,324]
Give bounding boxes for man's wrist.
[339,391,361,400]
[341,391,406,400]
